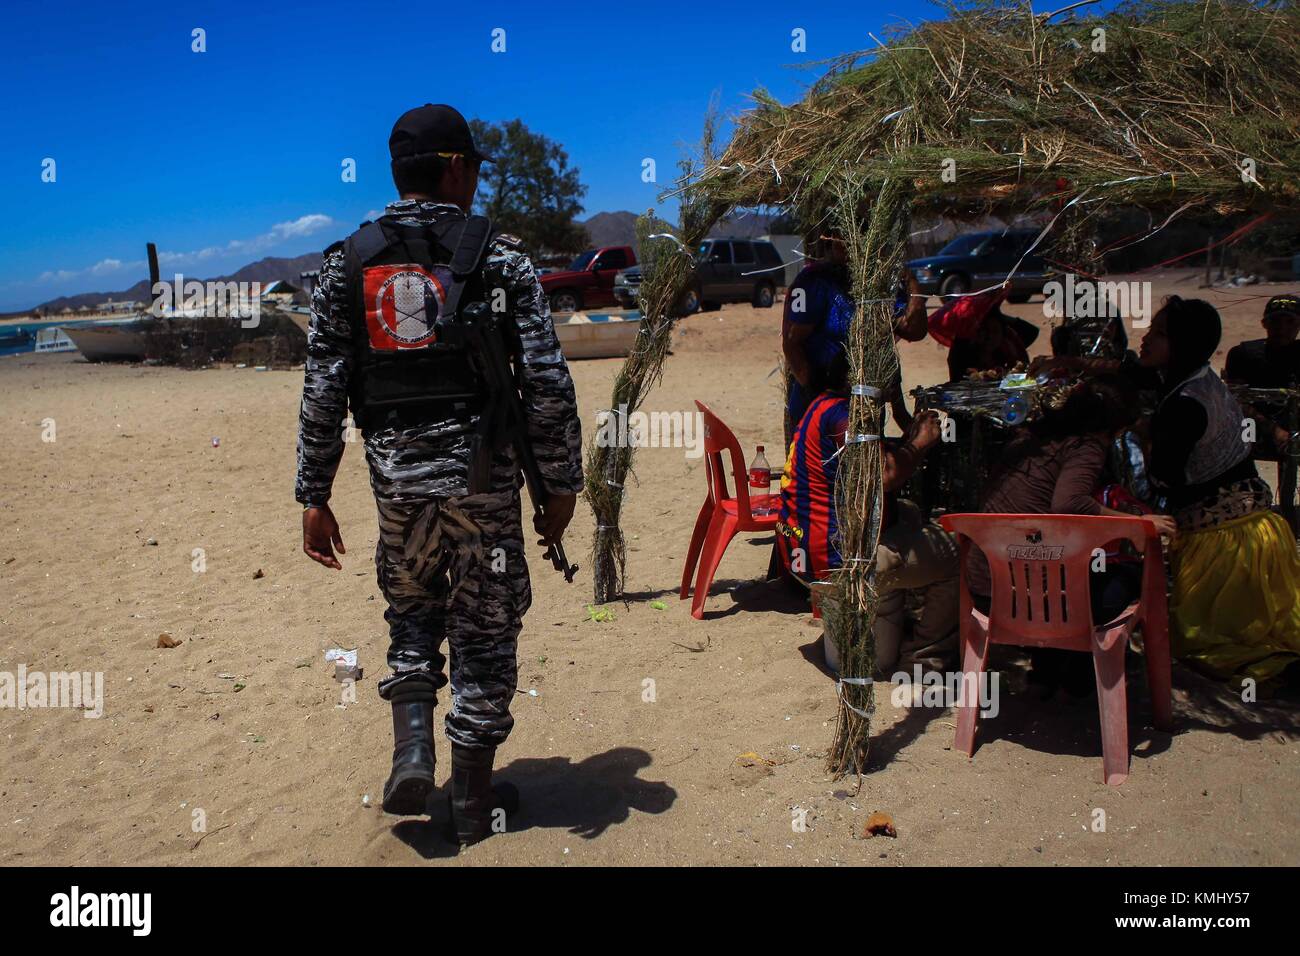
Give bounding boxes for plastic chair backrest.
[695,400,760,520]
[939,513,1157,642]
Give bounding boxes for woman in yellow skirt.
[1136,297,1300,685]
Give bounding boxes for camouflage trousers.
[373,463,531,750]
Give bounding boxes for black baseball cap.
[389,104,496,164]
[1264,294,1300,320]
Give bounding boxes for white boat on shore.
[63,320,150,362]
[34,327,77,353]
[553,310,642,359]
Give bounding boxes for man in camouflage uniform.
[295,104,583,844]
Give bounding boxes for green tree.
[469,118,588,256]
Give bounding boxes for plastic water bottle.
[749,445,774,515]
[1000,393,1030,426]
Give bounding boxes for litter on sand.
[325,648,361,681]
[863,811,898,839]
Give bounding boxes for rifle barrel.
[467,305,578,583]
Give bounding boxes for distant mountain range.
[20,210,783,316]
[580,211,641,249]
[582,210,779,251]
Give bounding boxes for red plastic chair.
[939,513,1174,786]
[680,401,780,619]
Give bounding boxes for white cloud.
[271,214,333,239]
[28,213,338,286]
[90,258,126,277]
[36,269,80,283]
[160,213,336,266]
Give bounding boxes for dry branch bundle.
[585,118,731,602]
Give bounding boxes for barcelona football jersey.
[777,394,849,583]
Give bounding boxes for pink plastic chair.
[680,401,779,619]
[939,513,1174,786]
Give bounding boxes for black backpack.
[339,213,493,430]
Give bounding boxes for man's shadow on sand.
[391,746,676,859]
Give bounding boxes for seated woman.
[966,376,1177,696]
[1136,297,1300,685]
[776,354,956,674]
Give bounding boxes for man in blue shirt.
[780,229,927,442]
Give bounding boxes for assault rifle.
[457,300,579,583]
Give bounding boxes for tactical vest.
[1160,365,1250,485]
[340,214,493,430]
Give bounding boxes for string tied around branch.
[836,676,874,719]
[823,433,879,467]
[646,233,697,262]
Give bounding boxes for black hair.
[996,374,1135,477]
[1049,315,1128,359]
[824,349,852,395]
[1161,295,1221,372]
[1032,374,1138,442]
[391,152,449,196]
[1109,315,1129,353]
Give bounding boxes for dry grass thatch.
[695,0,1299,240]
[586,0,1300,776]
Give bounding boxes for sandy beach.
[1,271,1297,866]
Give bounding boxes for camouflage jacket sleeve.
[485,235,585,496]
[294,247,353,506]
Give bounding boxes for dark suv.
[906,229,1057,302]
[613,237,785,313]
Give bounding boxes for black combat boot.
[448,744,519,846]
[381,683,437,815]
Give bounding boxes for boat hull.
[553,311,642,360]
[64,325,149,362]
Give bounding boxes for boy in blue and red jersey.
[776,354,959,674]
[776,390,851,580]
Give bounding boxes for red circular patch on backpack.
[371,267,446,348]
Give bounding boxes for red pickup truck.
[539,245,637,314]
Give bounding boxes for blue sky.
[0,0,947,311]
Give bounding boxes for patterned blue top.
[784,262,906,425]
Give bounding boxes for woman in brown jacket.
[967,376,1176,695]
